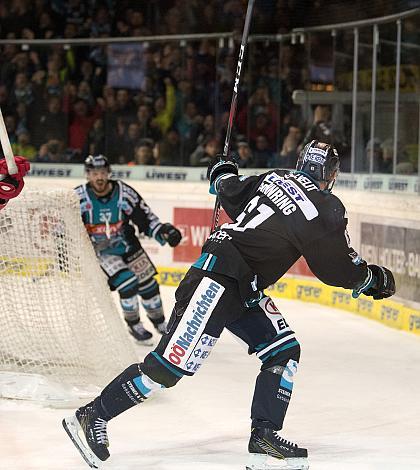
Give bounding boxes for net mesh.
[0,189,137,400]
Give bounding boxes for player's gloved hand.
[0,156,30,201]
[352,264,396,300]
[156,223,182,247]
[207,154,238,194]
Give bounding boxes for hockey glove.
[0,156,30,201]
[156,223,182,247]
[352,264,396,300]
[207,154,238,194]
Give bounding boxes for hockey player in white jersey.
[75,155,182,343]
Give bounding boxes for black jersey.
[201,169,368,299]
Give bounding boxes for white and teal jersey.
[75,180,163,256]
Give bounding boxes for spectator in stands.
[379,139,394,173]
[190,137,219,166]
[36,11,56,39]
[133,139,155,165]
[90,5,112,37]
[158,129,182,166]
[11,128,36,161]
[249,110,277,151]
[12,72,34,107]
[85,118,105,156]
[106,115,127,164]
[68,99,96,154]
[114,88,136,122]
[236,141,254,168]
[253,135,275,168]
[30,95,67,148]
[35,139,65,163]
[271,125,302,169]
[380,139,414,174]
[122,122,142,164]
[238,84,278,144]
[4,114,17,144]
[136,104,161,143]
[364,138,383,173]
[152,77,176,135]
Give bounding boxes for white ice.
[1,285,420,470]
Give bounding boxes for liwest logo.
[164,278,224,370]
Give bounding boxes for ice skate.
[62,401,110,469]
[128,321,153,345]
[246,427,309,470]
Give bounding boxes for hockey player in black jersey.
[75,155,182,343]
[63,141,395,470]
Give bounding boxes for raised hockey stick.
[0,106,17,175]
[210,0,255,231]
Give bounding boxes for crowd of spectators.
[0,0,417,172]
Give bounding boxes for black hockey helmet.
[296,140,339,190]
[84,154,110,172]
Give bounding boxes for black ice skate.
[62,401,110,469]
[128,320,153,345]
[246,427,309,470]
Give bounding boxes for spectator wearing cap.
[236,141,254,168]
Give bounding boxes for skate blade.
[62,416,103,469]
[134,338,154,347]
[246,453,309,470]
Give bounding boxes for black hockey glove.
[353,264,396,300]
[364,264,396,300]
[207,154,239,191]
[156,223,182,247]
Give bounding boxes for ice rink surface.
[1,285,420,470]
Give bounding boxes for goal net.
[0,189,137,404]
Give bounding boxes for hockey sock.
[120,295,140,324]
[140,290,165,325]
[96,363,164,420]
[251,359,298,430]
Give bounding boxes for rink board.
[156,266,420,336]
